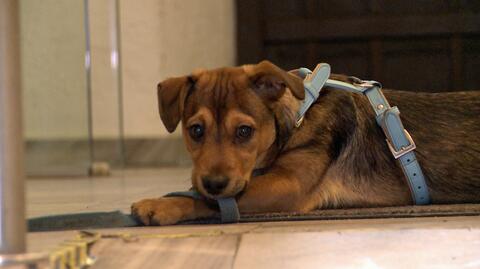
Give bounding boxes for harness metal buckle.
[386,129,416,159]
[295,116,304,128]
[351,77,382,89]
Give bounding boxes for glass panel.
[88,0,125,169]
[20,0,91,176]
[21,0,127,221]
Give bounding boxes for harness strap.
[216,198,240,223]
[164,190,240,223]
[295,65,330,127]
[164,190,203,200]
[381,108,431,204]
[317,67,431,205]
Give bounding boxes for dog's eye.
[236,125,253,140]
[189,124,204,140]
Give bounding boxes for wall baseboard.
[25,137,191,177]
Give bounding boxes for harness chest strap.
[164,190,240,223]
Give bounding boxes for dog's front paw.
[131,197,192,226]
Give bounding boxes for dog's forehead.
[194,67,248,89]
[184,67,266,121]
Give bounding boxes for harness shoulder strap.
[294,64,330,127]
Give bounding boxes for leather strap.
[319,70,431,205]
[216,198,240,223]
[381,108,430,204]
[164,168,265,223]
[298,65,430,204]
[293,64,330,127]
[164,190,240,223]
[164,190,203,200]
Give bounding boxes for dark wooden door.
[236,0,480,92]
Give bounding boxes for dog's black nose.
[202,176,229,195]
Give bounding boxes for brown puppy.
[131,60,480,225]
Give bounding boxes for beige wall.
[20,0,89,140]
[21,0,236,140]
[120,0,236,138]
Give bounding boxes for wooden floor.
[26,168,192,218]
[26,168,480,269]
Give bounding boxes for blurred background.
[237,0,480,91]
[19,0,479,218]
[22,0,236,176]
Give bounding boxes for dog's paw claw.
[130,198,185,226]
[131,199,156,225]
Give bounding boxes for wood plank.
[265,43,308,70]
[234,229,480,269]
[315,0,371,18]
[26,216,480,252]
[26,216,480,268]
[249,216,480,233]
[464,37,480,90]
[262,0,305,19]
[381,38,450,91]
[375,0,452,15]
[265,14,480,42]
[369,39,383,80]
[236,0,264,64]
[91,235,239,269]
[450,35,464,90]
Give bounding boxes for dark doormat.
[28,203,480,232]
[239,203,480,222]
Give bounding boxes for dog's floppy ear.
[248,60,305,101]
[247,61,305,144]
[157,76,193,133]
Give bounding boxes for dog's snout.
[202,176,229,195]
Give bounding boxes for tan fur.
[132,60,480,225]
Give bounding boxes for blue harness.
[297,64,430,206]
[166,63,431,223]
